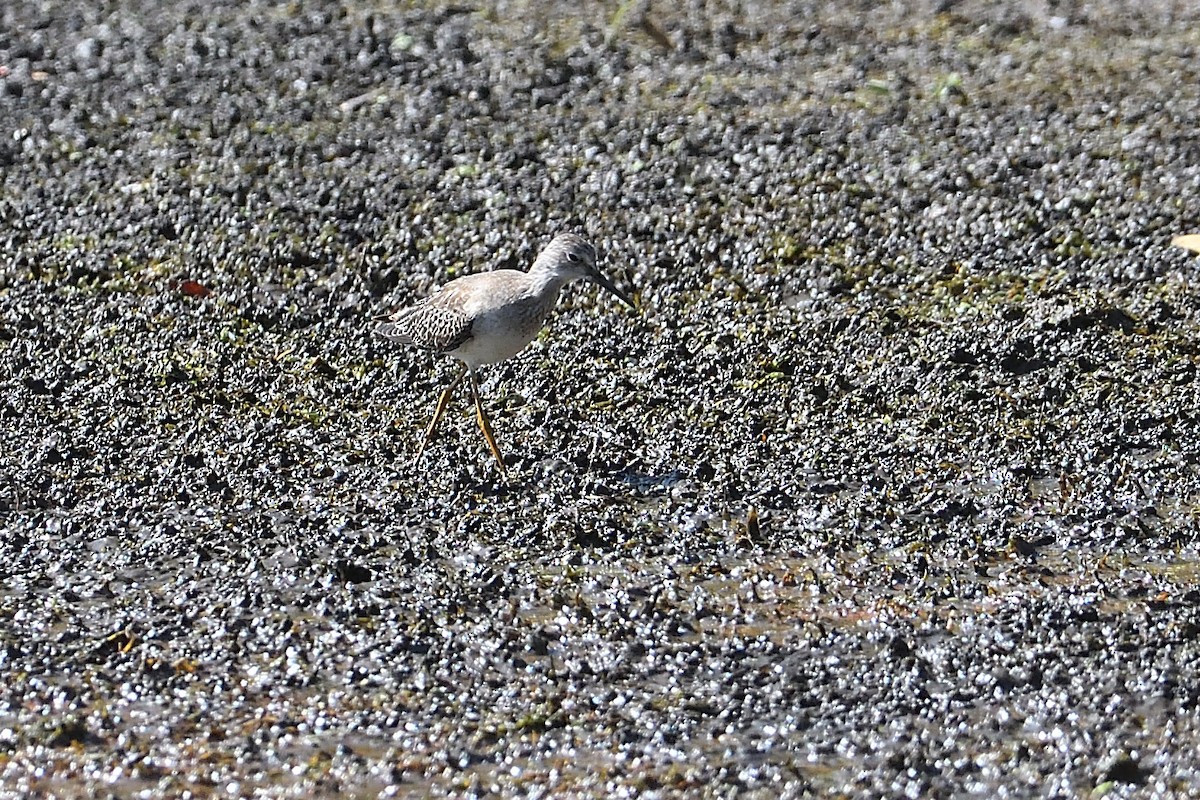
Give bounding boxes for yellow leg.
[414,363,467,466]
[469,370,505,472]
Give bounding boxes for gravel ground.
[3,0,1200,796]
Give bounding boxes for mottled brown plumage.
[375,296,472,354]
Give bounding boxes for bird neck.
[527,266,571,299]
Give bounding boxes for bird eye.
[567,251,581,263]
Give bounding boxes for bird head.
[537,233,635,309]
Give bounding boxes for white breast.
[451,288,563,367]
[453,316,538,366]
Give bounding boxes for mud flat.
[3,1,1200,796]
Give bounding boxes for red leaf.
[179,279,212,298]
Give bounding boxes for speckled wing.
[374,295,472,354]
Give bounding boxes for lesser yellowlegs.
[375,232,635,470]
